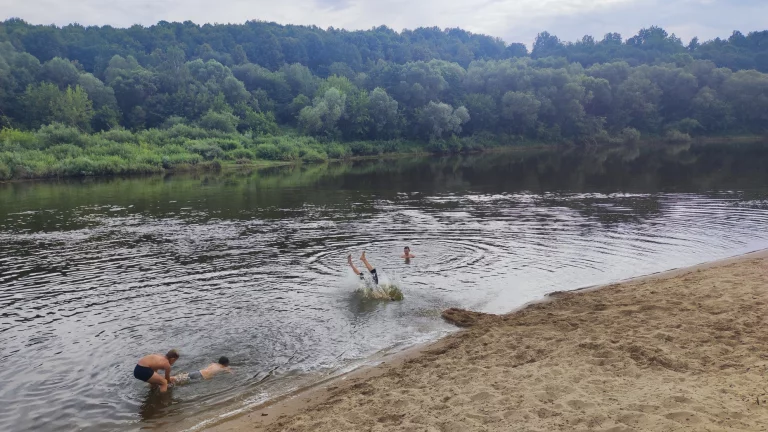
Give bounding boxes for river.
[2,142,768,432]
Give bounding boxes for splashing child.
[348,251,379,285]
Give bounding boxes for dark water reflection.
[2,142,768,432]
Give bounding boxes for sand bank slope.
[210,253,768,431]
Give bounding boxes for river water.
[2,142,768,432]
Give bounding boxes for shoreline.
[3,136,766,185]
[200,248,768,432]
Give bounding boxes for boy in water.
[133,350,179,393]
[173,356,232,385]
[401,246,416,260]
[348,251,379,285]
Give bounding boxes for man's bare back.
[172,356,232,384]
[137,354,172,373]
[134,350,179,392]
[199,362,232,379]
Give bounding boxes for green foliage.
[0,160,10,180]
[1,19,768,180]
[186,140,225,160]
[0,128,38,150]
[198,110,239,133]
[254,143,281,160]
[241,110,279,135]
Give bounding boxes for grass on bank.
[0,122,733,181]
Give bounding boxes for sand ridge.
[207,252,768,431]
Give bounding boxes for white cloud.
[0,0,764,47]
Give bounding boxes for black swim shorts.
[133,364,154,382]
[369,268,379,285]
[189,370,203,380]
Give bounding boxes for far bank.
[1,123,765,182]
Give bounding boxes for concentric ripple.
[2,145,768,432]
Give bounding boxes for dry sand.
[207,251,768,432]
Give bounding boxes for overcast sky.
[1,0,766,46]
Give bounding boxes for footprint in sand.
[665,411,703,424]
[566,399,596,410]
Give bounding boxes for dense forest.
[1,19,768,180]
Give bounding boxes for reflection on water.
[1,142,768,432]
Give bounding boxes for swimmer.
[173,356,232,384]
[401,246,416,260]
[133,350,179,393]
[348,252,379,285]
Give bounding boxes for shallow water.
[2,143,768,432]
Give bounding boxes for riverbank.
[204,249,768,431]
[2,123,766,182]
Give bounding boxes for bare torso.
[200,362,231,379]
[137,354,171,372]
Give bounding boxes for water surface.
[2,142,768,431]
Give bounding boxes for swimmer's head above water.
[402,246,415,259]
[218,356,229,367]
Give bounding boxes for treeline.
[2,20,767,74]
[1,19,768,180]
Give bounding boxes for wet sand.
[205,250,768,431]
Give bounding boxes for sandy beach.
[206,250,768,432]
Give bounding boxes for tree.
[22,83,93,130]
[199,110,239,133]
[298,87,347,136]
[52,85,94,131]
[21,82,62,128]
[417,102,470,140]
[368,87,400,138]
[39,57,80,89]
[500,91,541,134]
[463,93,498,133]
[532,32,564,58]
[690,87,732,132]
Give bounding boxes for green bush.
[99,128,136,143]
[158,144,188,155]
[427,139,448,154]
[199,111,239,133]
[0,128,38,150]
[230,148,254,160]
[166,124,212,140]
[137,151,163,166]
[89,140,138,159]
[37,123,88,148]
[48,144,83,159]
[0,161,10,180]
[325,143,349,159]
[161,116,188,129]
[255,143,281,160]
[209,138,241,151]
[349,141,379,156]
[163,153,204,166]
[301,148,328,162]
[276,142,301,160]
[242,110,279,135]
[186,141,225,160]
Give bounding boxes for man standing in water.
[173,356,232,384]
[348,252,379,285]
[133,350,179,392]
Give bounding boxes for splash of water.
[356,284,404,301]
